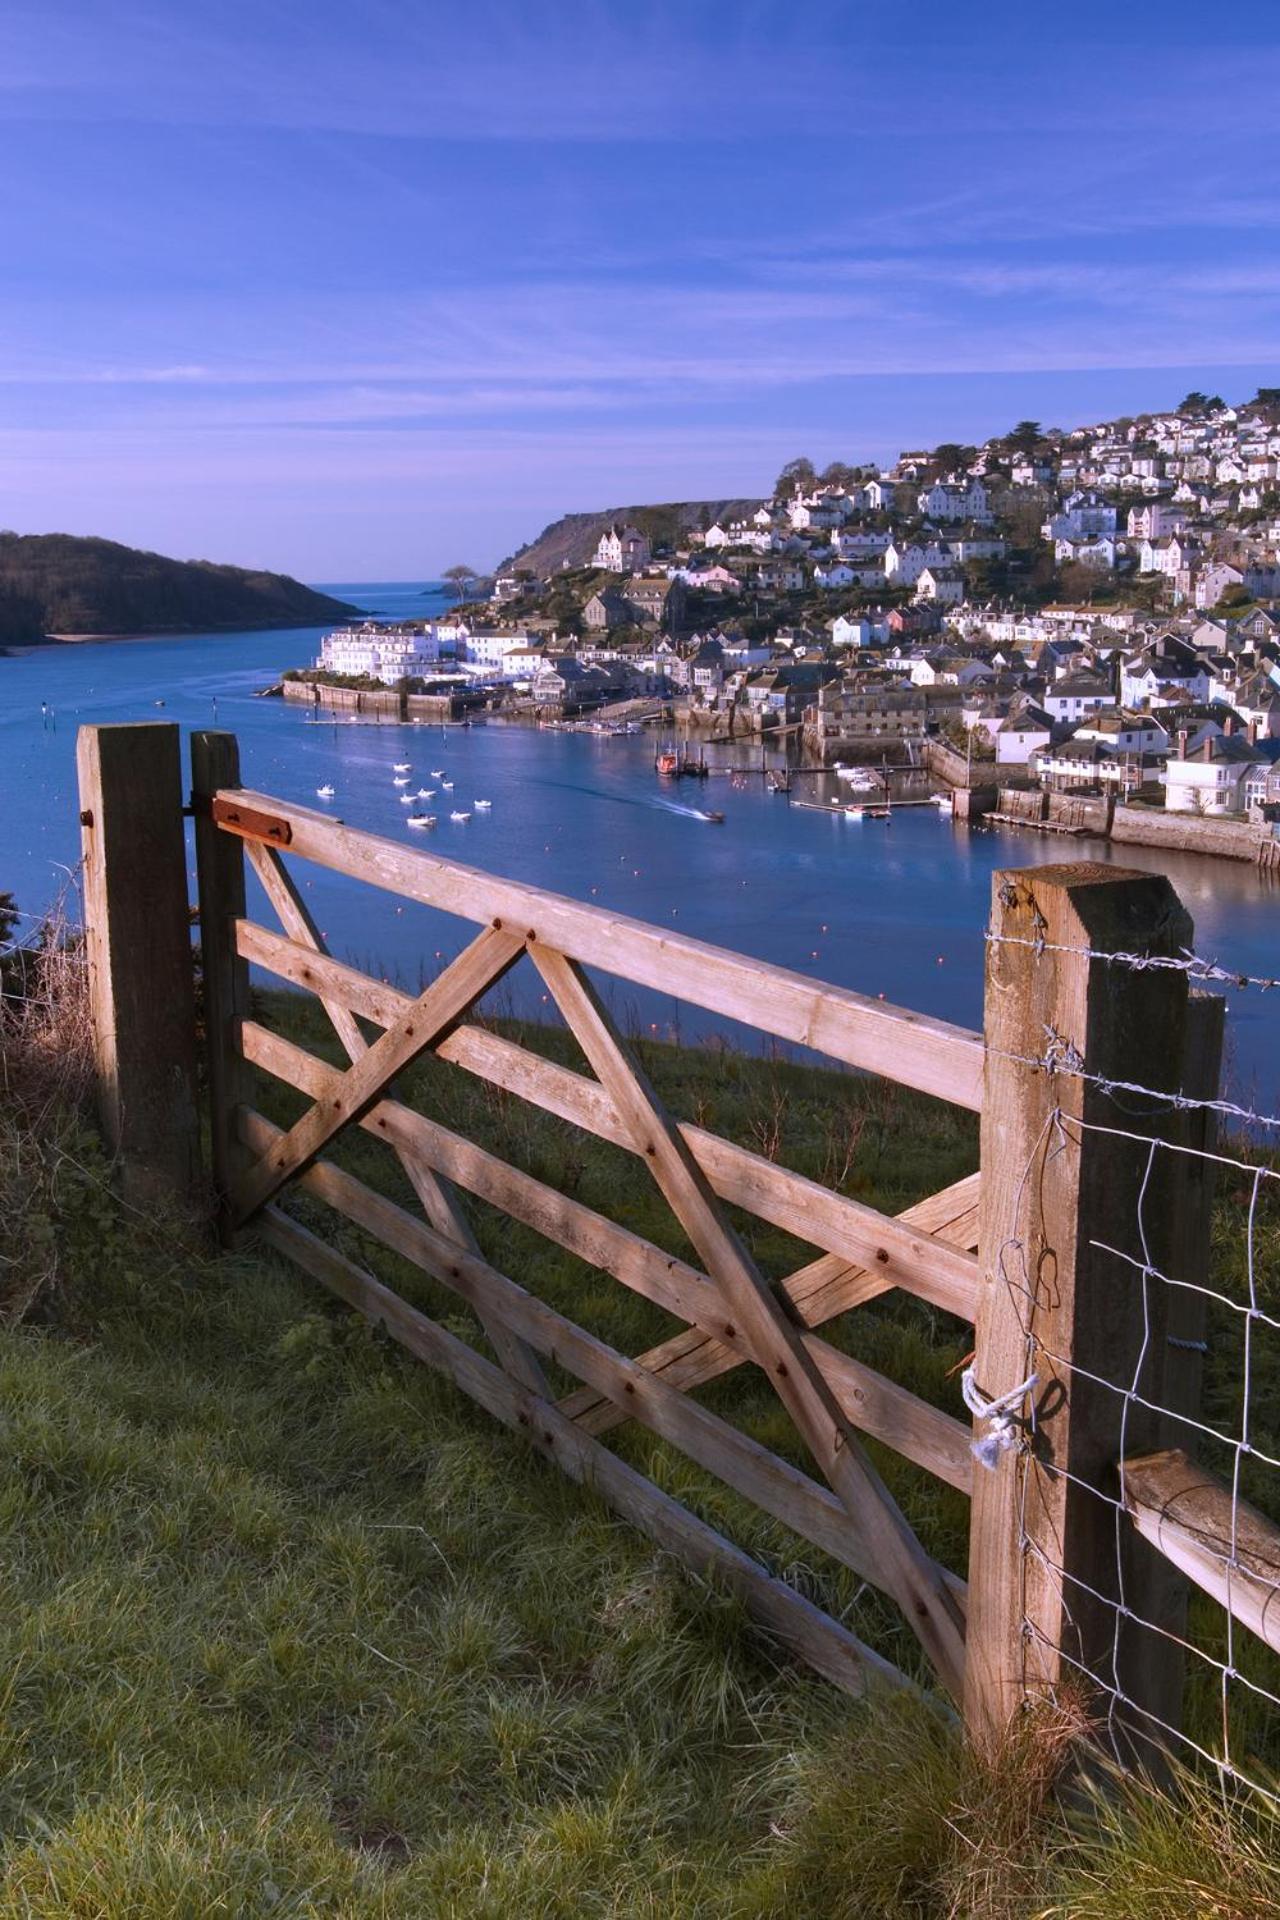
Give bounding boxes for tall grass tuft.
[0,882,100,1321]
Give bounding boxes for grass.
[0,979,1278,1914]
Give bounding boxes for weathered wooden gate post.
[190,731,253,1242]
[76,722,202,1213]
[965,861,1221,1760]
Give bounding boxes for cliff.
[500,498,763,579]
[0,533,358,644]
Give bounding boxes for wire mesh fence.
[979,917,1280,1803]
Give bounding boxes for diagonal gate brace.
[531,941,968,1700]
[231,920,526,1227]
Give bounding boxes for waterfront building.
[316,623,455,686]
[1164,735,1273,814]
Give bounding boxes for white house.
[884,539,952,584]
[1042,671,1116,724]
[1074,709,1170,753]
[918,478,992,524]
[1045,495,1118,540]
[995,701,1053,763]
[1193,563,1245,609]
[831,527,892,559]
[1121,650,1212,708]
[950,535,1006,563]
[1164,737,1268,814]
[594,524,652,571]
[1055,535,1119,570]
[1139,534,1198,576]
[914,565,965,605]
[863,478,896,511]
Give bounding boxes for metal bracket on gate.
[208,796,293,847]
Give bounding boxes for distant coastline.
[0,531,358,653]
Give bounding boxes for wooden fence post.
[965,861,1220,1760]
[76,722,201,1214]
[191,731,252,1241]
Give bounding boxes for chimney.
[1177,728,1189,758]
[1224,712,1236,737]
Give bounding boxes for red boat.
[656,749,679,776]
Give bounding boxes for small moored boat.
[407,813,436,828]
[316,784,335,799]
[474,798,492,809]
[450,809,471,822]
[393,762,411,773]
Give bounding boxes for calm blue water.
[3,581,1278,1110]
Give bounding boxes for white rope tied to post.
[961,1366,1039,1471]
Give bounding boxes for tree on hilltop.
[1003,420,1043,453]
[442,564,479,600]
[774,456,816,497]
[929,441,978,477]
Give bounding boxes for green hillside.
[0,533,357,644]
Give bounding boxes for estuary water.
[2,580,1279,1113]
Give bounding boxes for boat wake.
[533,776,718,822]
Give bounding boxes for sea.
[3,579,1279,1114]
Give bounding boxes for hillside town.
[296,390,1280,840]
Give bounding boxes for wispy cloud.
[0,0,1276,570]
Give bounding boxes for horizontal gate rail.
[235,921,980,1320]
[240,1105,967,1607]
[215,785,984,1110]
[240,1019,976,1493]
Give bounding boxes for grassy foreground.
[0,987,1278,1915]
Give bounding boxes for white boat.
[844,806,864,821]
[417,787,434,798]
[393,775,410,786]
[407,813,436,828]
[450,809,471,822]
[474,798,492,809]
[393,762,411,773]
[399,794,415,805]
[316,784,335,799]
[431,769,444,778]
[441,780,454,791]
[933,794,954,816]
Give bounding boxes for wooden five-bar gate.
[76,723,1277,1766]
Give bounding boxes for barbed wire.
[983,930,1280,993]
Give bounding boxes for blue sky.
[1,0,1277,579]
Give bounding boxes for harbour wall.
[281,681,483,722]
[986,784,1276,865]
